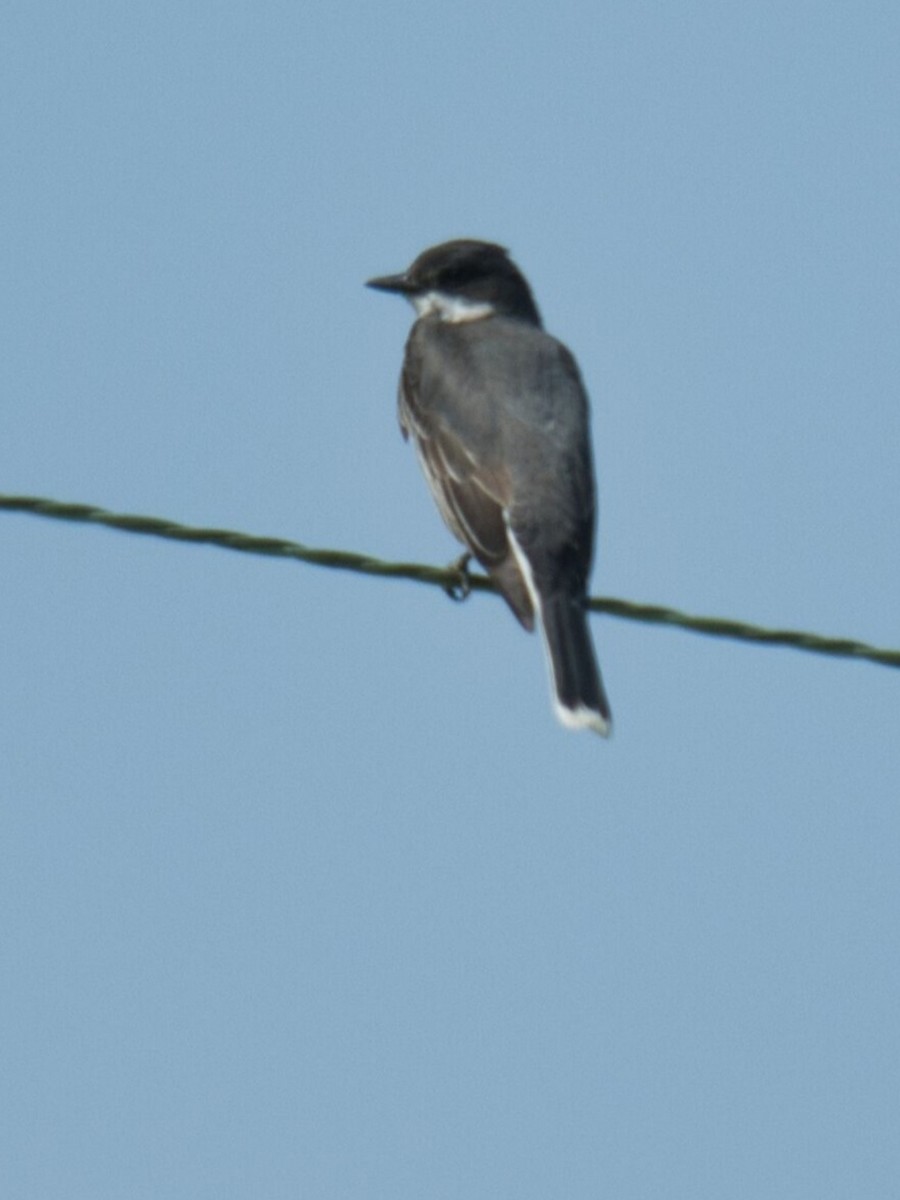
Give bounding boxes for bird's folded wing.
[411,418,509,566]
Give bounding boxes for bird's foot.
[444,553,473,602]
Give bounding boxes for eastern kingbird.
[367,239,612,736]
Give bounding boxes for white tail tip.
[554,700,612,737]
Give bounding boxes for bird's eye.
[440,262,480,289]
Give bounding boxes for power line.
[2,492,898,672]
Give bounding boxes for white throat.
[411,291,496,323]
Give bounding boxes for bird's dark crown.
[367,239,543,326]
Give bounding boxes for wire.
[2,492,898,671]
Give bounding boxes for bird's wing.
[399,354,535,628]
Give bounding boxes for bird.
[367,239,611,735]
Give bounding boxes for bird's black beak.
[365,271,415,295]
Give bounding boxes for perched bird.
[367,239,611,735]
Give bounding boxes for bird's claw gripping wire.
[444,553,473,602]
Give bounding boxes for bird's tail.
[538,594,612,736]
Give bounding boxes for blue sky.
[2,2,899,1196]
